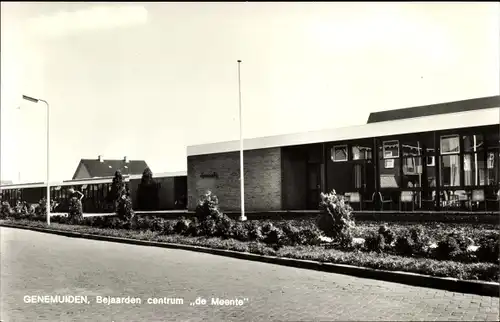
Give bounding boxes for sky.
[1,2,499,183]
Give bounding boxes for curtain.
[353,164,362,189]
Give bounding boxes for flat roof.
[187,107,499,157]
[367,95,500,123]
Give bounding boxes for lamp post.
[237,60,247,221]
[22,95,50,225]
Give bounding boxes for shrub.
[105,217,127,229]
[245,221,264,241]
[148,217,165,232]
[394,232,414,256]
[263,225,286,247]
[186,218,201,237]
[162,220,175,235]
[215,215,232,238]
[436,236,463,260]
[230,222,250,241]
[195,191,232,238]
[364,231,386,252]
[476,236,500,264]
[317,190,355,248]
[394,226,431,257]
[174,218,191,235]
[200,218,218,236]
[195,191,220,222]
[280,222,302,246]
[68,197,83,224]
[299,226,323,246]
[378,224,395,246]
[117,194,134,222]
[1,201,12,219]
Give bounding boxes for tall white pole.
[22,95,50,225]
[43,99,50,226]
[237,60,246,221]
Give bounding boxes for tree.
[137,167,159,210]
[108,171,126,205]
[108,170,134,221]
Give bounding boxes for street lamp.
[22,95,51,225]
[237,60,247,221]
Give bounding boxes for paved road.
[1,227,498,322]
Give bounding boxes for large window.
[379,140,400,188]
[464,152,486,186]
[440,135,460,187]
[462,134,486,187]
[331,145,348,162]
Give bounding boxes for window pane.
[463,134,484,152]
[487,151,500,185]
[352,145,372,160]
[441,135,460,154]
[402,140,422,156]
[485,129,500,150]
[383,140,399,158]
[379,157,400,188]
[440,155,460,187]
[464,153,486,186]
[331,146,347,161]
[402,157,422,188]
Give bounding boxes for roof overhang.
[187,107,499,157]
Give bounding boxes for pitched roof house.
[72,156,150,180]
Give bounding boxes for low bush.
[476,236,500,264]
[1,201,12,219]
[162,220,176,235]
[174,218,191,235]
[436,236,463,261]
[263,225,286,247]
[230,222,250,242]
[245,221,264,242]
[394,226,431,257]
[364,231,386,253]
[378,224,395,246]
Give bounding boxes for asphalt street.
[1,227,498,321]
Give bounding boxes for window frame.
[331,145,348,162]
[440,134,460,155]
[382,140,400,159]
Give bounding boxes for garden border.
[2,222,498,298]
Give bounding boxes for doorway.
[307,163,322,209]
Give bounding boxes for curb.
[1,222,498,298]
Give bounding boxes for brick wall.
[187,148,282,211]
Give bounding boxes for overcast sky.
[1,2,499,183]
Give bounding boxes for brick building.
[186,96,500,212]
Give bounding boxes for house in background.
[72,155,150,179]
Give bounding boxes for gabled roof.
[367,95,500,124]
[72,159,149,180]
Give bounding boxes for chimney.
[98,155,104,162]
[124,156,129,163]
